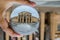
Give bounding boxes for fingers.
[27,1,36,7]
[24,1,36,7]
[1,18,22,37]
[1,0,36,11]
[3,27,22,37]
[15,0,36,7]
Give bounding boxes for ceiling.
[30,0,60,7]
[30,0,60,1]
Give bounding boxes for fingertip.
[12,34,23,37]
[29,1,36,7]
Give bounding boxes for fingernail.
[16,35,23,37]
[30,2,36,7]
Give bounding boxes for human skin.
[0,0,36,37]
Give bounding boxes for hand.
[0,0,36,37]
